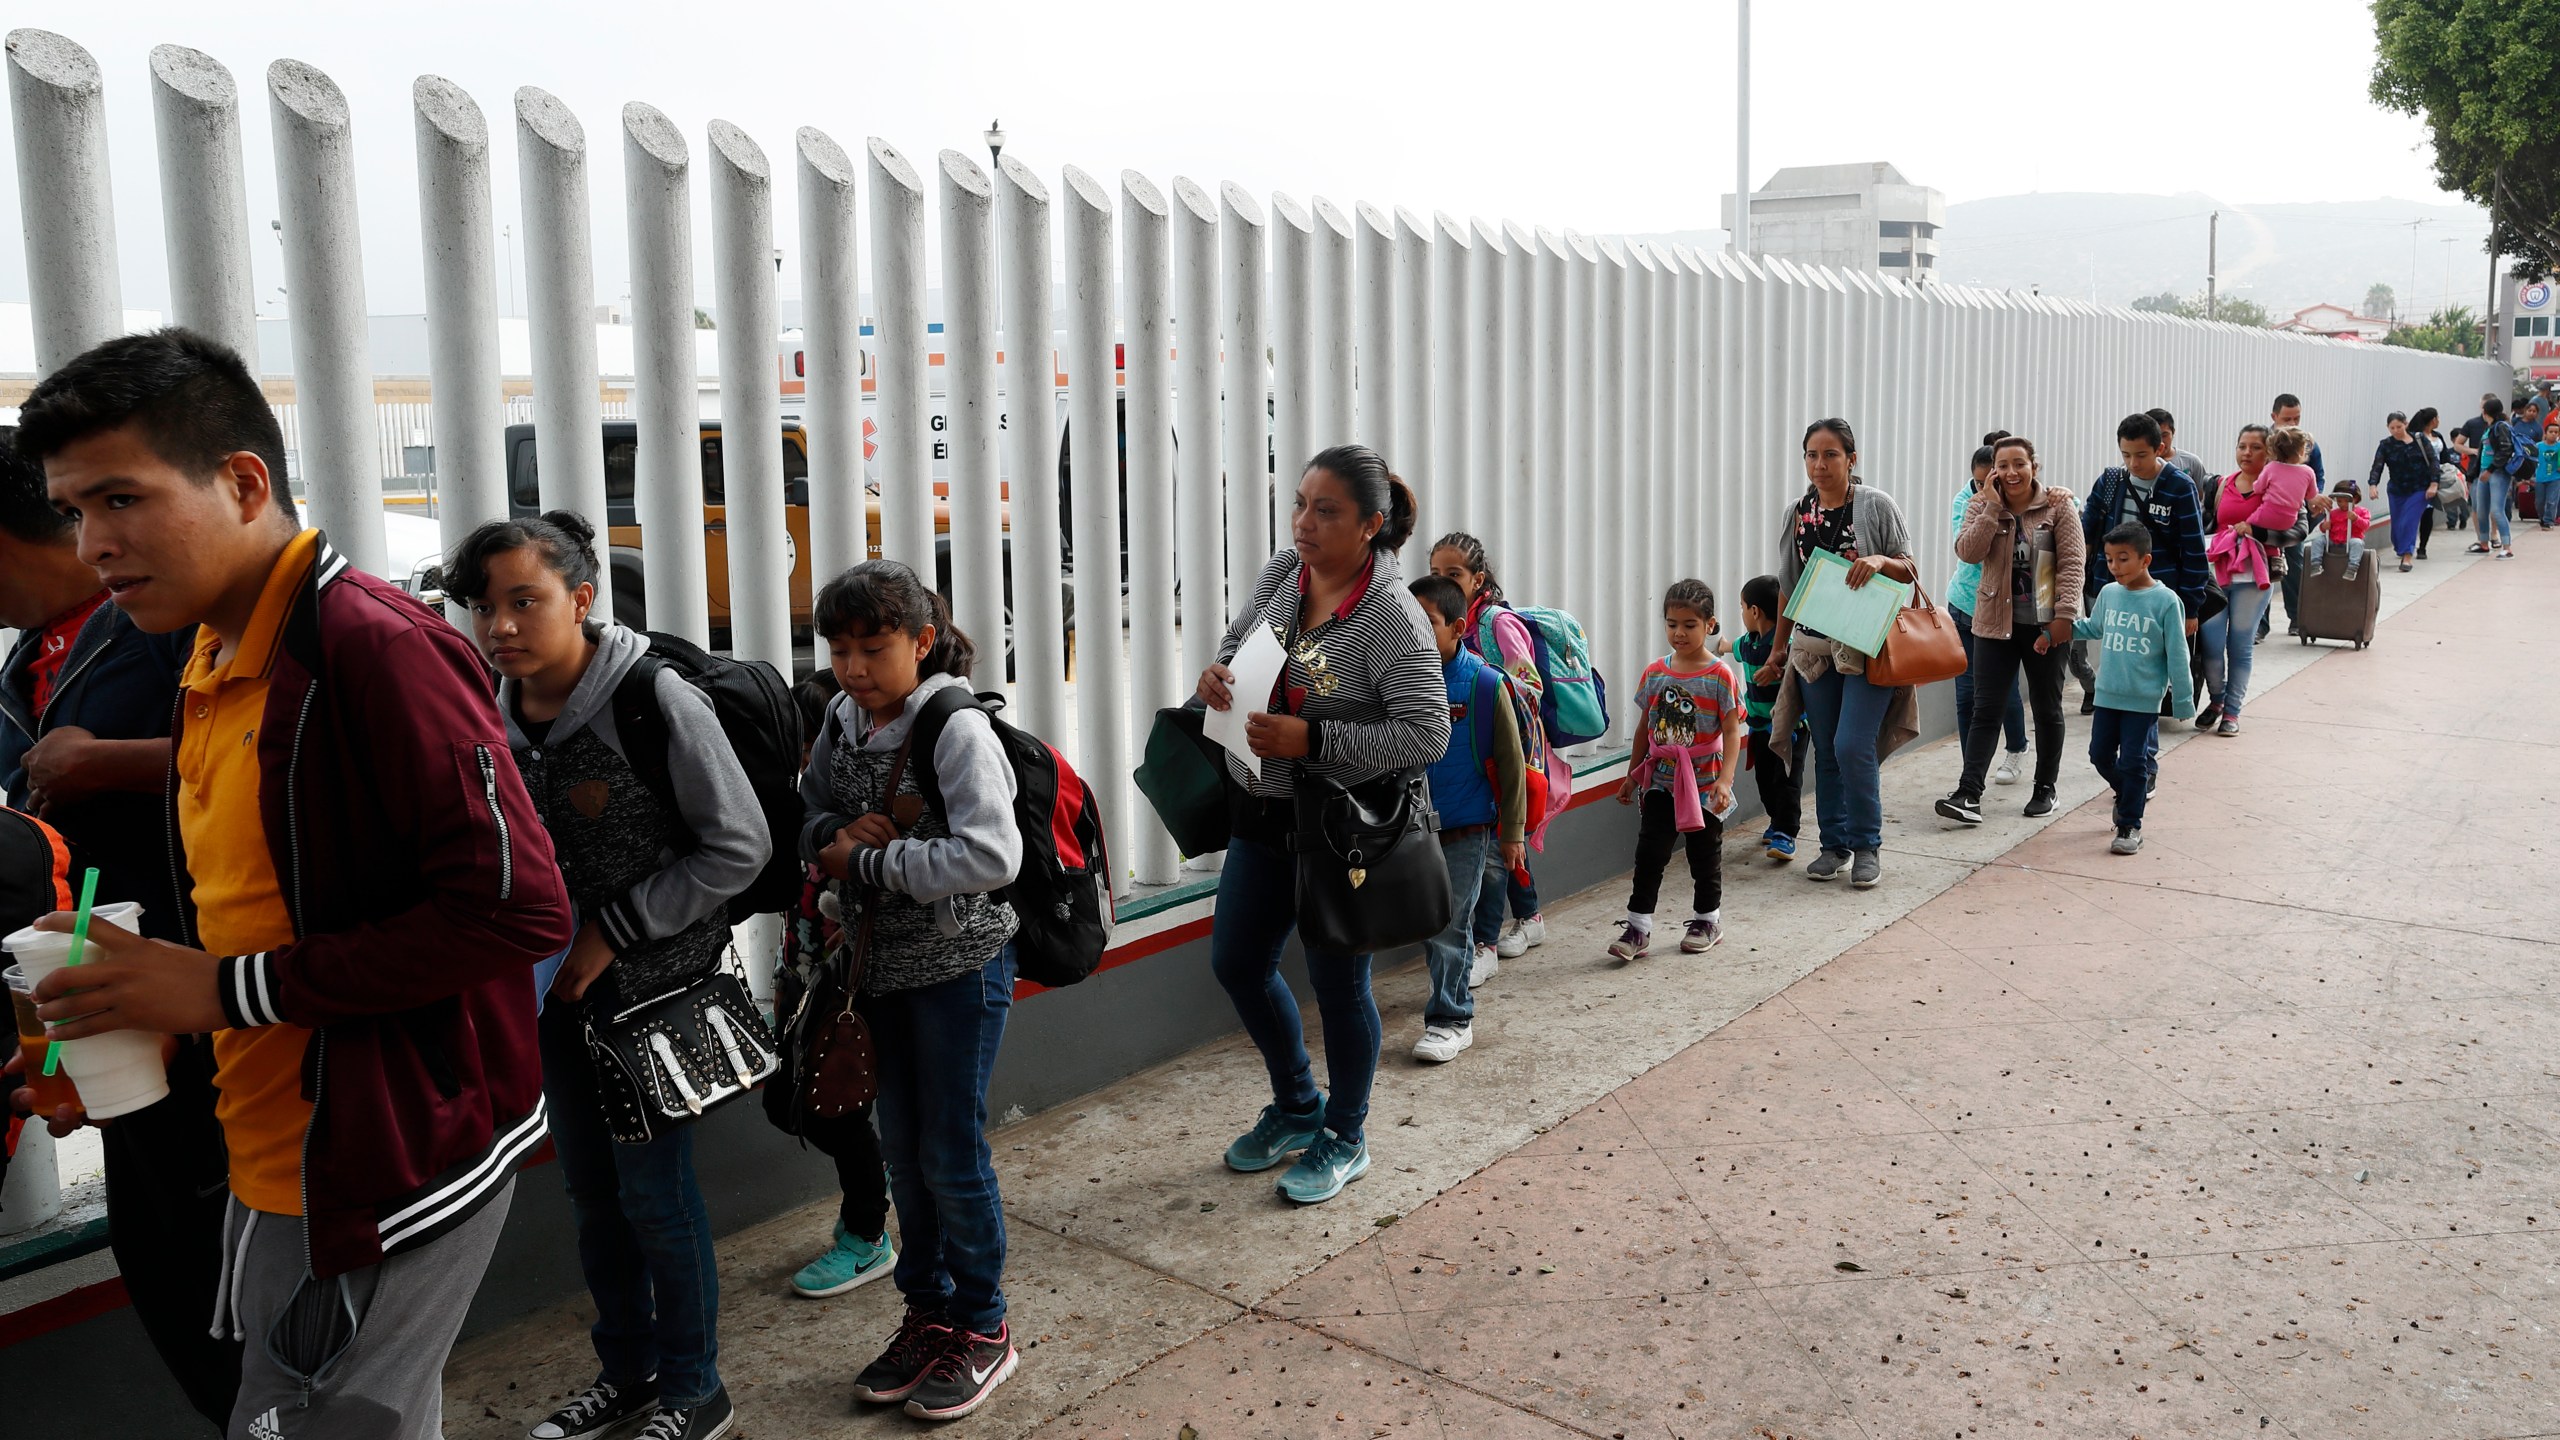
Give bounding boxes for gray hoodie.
[501,623,768,991]
[797,672,1021,994]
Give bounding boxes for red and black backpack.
[907,687,1114,989]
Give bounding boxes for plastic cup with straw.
[41,866,99,1078]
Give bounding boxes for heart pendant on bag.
[1348,867,1367,889]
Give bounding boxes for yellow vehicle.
[499,419,1055,650]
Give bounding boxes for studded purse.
[582,961,781,1144]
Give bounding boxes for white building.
[2510,274,2559,384]
[1721,161,1945,279]
[2273,303,2392,343]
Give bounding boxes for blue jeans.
[1423,828,1497,1027]
[1472,857,1537,948]
[2088,706,2159,829]
[1951,607,2027,753]
[863,945,1016,1336]
[1210,833,1381,1143]
[2538,477,2559,526]
[2475,475,2513,547]
[539,1004,724,1407]
[2199,581,2267,717]
[1796,662,1891,853]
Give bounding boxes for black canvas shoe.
[854,1305,954,1405]
[904,1322,1020,1421]
[1934,792,1982,827]
[629,1390,733,1440]
[531,1378,659,1438]
[2023,786,2058,818]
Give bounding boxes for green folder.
[1782,548,1911,657]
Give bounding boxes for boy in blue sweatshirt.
[1406,575,1527,1066]
[2067,521,2195,855]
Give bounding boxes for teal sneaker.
[1223,1103,1326,1173]
[1275,1131,1370,1205]
[791,1221,896,1298]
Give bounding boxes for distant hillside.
[1620,193,2494,323]
[1938,193,2493,320]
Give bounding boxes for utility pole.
[1733,0,1750,254]
[2206,211,2218,321]
[2486,196,2501,366]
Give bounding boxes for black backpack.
[904,686,1114,989]
[610,632,806,923]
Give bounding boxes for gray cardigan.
[1774,483,1915,601]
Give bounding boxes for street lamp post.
[984,119,1004,175]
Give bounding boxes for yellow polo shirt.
[183,530,320,1216]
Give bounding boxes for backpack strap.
[610,651,680,818]
[901,684,991,829]
[1470,661,1500,779]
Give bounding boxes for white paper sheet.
[1204,624,1289,781]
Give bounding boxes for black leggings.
[1958,626,2067,797]
[1628,788,1724,916]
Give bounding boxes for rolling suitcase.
[2294,547,2380,649]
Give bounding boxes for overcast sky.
[1,0,2461,317]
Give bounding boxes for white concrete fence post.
[937,150,1006,675]
[1501,220,1537,590]
[1429,212,1471,542]
[1120,171,1179,886]
[272,60,386,578]
[1533,228,1569,609]
[1355,202,1396,459]
[6,30,120,375]
[1171,178,1225,700]
[1562,231,1600,653]
[706,120,791,671]
[412,76,509,617]
[1269,193,1314,537]
[866,139,933,577]
[150,46,259,363]
[1593,238,1630,736]
[1061,166,1131,894]
[999,157,1068,742]
[512,86,607,609]
[1312,197,1356,450]
[796,127,863,658]
[1468,219,1507,556]
[1219,184,1270,584]
[1392,208,1433,517]
[622,102,711,646]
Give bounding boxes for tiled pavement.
[447,539,2558,1439]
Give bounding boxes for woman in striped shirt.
[1195,444,1449,1206]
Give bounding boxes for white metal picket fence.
[8,37,2513,883]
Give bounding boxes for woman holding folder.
[1759,419,1920,890]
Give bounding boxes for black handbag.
[582,964,782,1144]
[1289,769,1452,955]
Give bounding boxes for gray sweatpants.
[217,1179,513,1440]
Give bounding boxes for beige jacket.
[1954,483,2085,638]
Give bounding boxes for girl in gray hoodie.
[454,511,767,1440]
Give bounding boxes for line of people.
[0,325,2507,1440]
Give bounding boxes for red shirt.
[25,591,108,716]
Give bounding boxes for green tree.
[2131,291,2195,317]
[2211,297,2271,327]
[694,307,716,329]
[2365,282,2397,319]
[2385,303,2484,356]
[2372,0,2560,276]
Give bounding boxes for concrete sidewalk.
[444,540,2558,1439]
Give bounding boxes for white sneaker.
[1992,753,2023,786]
[1412,1023,1473,1064]
[1467,944,1500,988]
[1517,912,1547,948]
[1495,918,1531,959]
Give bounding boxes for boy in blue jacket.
[2076,413,2208,716]
[2067,522,2195,856]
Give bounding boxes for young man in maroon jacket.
[16,328,570,1440]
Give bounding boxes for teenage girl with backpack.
[799,560,1025,1423]
[1425,533,1569,967]
[452,512,767,1440]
